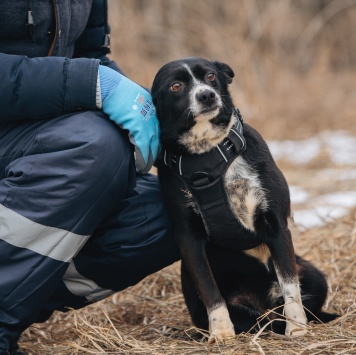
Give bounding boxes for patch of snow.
[316,191,356,208]
[267,131,356,230]
[321,131,356,165]
[317,168,356,181]
[293,206,348,230]
[338,169,356,181]
[289,186,309,204]
[292,191,356,230]
[267,137,321,164]
[267,131,356,166]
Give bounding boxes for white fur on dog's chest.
[179,117,233,155]
[224,155,268,232]
[183,154,268,233]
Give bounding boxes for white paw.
[208,305,235,344]
[208,326,235,344]
[284,302,307,337]
[285,321,308,337]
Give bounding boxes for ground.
[19,136,356,355]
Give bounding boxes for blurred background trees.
[108,0,356,139]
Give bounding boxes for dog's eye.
[170,82,183,91]
[207,73,216,81]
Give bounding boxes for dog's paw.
[208,305,235,344]
[285,321,308,337]
[208,326,235,344]
[284,302,308,337]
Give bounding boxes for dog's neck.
[177,110,237,155]
[162,108,245,181]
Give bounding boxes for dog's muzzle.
[191,85,222,117]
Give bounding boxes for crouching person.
[0,1,179,353]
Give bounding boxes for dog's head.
[152,57,235,154]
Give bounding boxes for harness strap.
[163,108,245,184]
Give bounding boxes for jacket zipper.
[47,0,57,56]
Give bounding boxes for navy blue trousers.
[0,111,180,351]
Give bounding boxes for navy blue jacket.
[0,0,120,122]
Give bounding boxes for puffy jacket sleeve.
[0,53,100,122]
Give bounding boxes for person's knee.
[21,111,137,233]
[71,112,134,179]
[39,111,135,183]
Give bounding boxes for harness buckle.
[191,172,211,187]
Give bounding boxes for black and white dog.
[151,57,337,343]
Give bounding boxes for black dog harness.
[163,109,262,249]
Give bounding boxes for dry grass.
[19,208,356,354]
[17,1,356,353]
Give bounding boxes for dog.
[151,57,338,343]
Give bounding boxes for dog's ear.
[214,61,234,84]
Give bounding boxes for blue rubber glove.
[98,65,159,174]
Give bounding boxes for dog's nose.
[196,89,216,105]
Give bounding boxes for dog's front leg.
[179,232,235,343]
[264,221,307,336]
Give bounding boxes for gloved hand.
[98,65,159,174]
